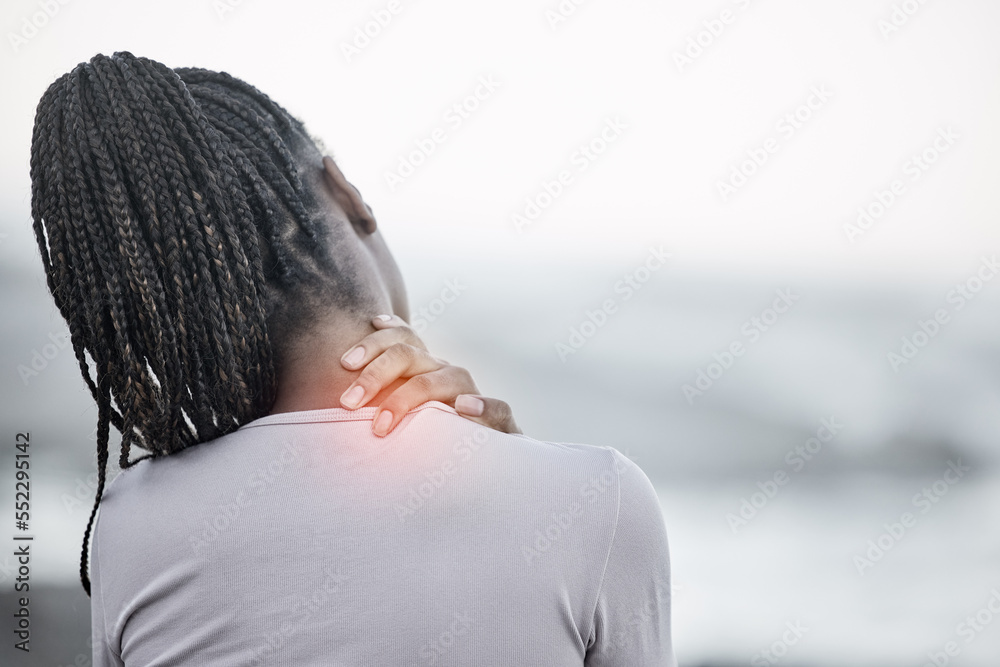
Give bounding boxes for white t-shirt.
[91,400,676,666]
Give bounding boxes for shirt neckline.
[236,399,457,431]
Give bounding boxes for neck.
[267,313,406,415]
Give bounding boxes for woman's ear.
[322,155,377,234]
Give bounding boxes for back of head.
[29,51,362,594]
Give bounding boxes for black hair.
[28,51,361,595]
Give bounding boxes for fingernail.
[341,384,365,409]
[374,314,392,322]
[455,395,484,417]
[342,346,365,368]
[373,410,393,436]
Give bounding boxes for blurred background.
[1,0,999,665]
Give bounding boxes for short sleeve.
[91,511,125,667]
[586,449,676,667]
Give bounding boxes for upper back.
[91,401,672,666]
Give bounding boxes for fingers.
[340,341,444,411]
[339,314,522,438]
[455,395,522,435]
[340,315,428,372]
[371,366,479,436]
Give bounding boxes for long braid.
[128,57,266,430]
[84,63,167,460]
[28,51,359,595]
[129,57,241,437]
[30,77,123,438]
[93,56,188,436]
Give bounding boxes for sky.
[1,0,998,280]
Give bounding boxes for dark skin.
[268,155,519,436]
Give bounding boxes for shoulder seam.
[93,509,122,661]
[587,446,623,646]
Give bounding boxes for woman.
[31,51,674,665]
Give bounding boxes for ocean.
[2,253,998,665]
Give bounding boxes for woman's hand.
[339,314,521,437]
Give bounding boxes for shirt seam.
[587,446,623,651]
[93,508,122,662]
[236,400,457,430]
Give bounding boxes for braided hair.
[29,51,361,595]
